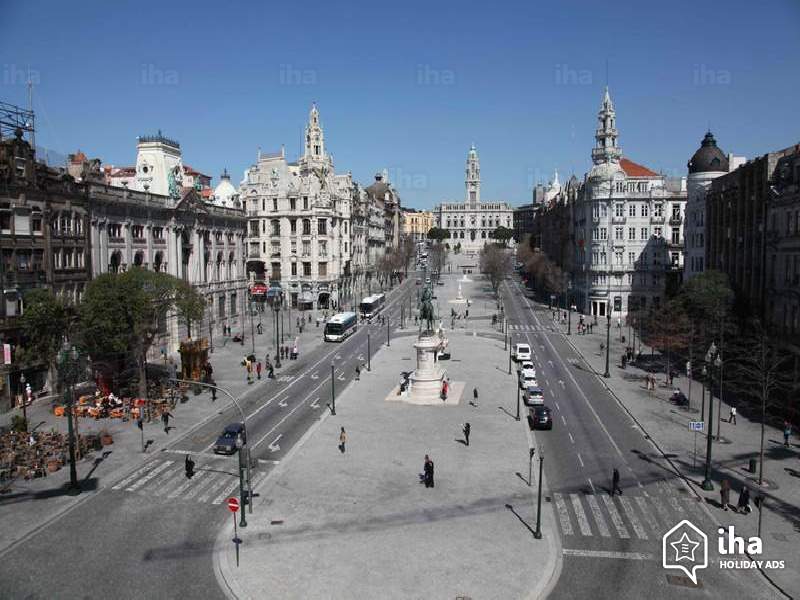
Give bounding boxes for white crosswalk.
[508,324,554,332]
[109,458,260,506]
[552,491,708,541]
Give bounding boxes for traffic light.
[185,455,195,479]
[529,448,536,460]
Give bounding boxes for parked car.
[523,385,544,406]
[670,389,689,406]
[513,343,531,362]
[530,405,552,429]
[213,423,246,455]
[518,368,538,389]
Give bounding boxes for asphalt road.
[500,278,780,600]
[0,278,417,600]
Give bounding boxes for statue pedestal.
[407,335,445,404]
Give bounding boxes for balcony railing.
[153,238,166,245]
[669,216,683,225]
[108,236,125,244]
[650,216,665,224]
[612,216,626,224]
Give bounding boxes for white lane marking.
[570,494,592,536]
[112,463,157,490]
[601,495,630,538]
[153,467,190,497]
[278,399,288,408]
[310,372,319,380]
[555,401,560,411]
[558,380,565,388]
[211,477,241,505]
[546,380,550,387]
[562,549,654,560]
[309,398,320,409]
[127,460,173,491]
[576,452,584,467]
[635,496,659,534]
[168,470,206,499]
[337,373,345,381]
[586,495,611,537]
[619,496,648,540]
[650,496,671,526]
[587,478,596,494]
[198,473,232,503]
[268,435,282,453]
[568,432,575,444]
[552,493,574,535]
[682,497,706,521]
[184,471,221,500]
[561,415,567,426]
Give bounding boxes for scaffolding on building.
[0,101,35,142]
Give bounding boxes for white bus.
[359,293,385,320]
[324,312,358,342]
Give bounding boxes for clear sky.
[2,0,798,209]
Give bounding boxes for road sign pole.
[693,430,697,469]
[237,448,247,527]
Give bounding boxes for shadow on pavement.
[0,478,99,506]
[505,503,537,537]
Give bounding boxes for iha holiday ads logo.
[662,520,784,584]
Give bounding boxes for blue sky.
[2,0,798,209]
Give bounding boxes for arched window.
[271,219,280,236]
[154,251,164,272]
[133,251,144,267]
[109,251,122,273]
[228,251,235,280]
[216,251,223,281]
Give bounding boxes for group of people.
[577,315,595,335]
[720,479,754,513]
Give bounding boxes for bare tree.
[648,299,691,385]
[479,245,511,294]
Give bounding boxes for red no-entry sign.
[227,497,240,513]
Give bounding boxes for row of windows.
[593,202,679,219]
[269,261,329,278]
[445,217,511,228]
[250,218,344,237]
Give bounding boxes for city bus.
[359,293,385,320]
[324,312,358,342]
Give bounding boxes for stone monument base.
[385,381,464,406]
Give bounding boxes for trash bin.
[749,458,757,473]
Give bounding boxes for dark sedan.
[530,405,553,430]
[213,423,246,455]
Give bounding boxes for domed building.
[684,131,744,282]
[212,168,239,208]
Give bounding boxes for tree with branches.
[647,299,691,386]
[479,245,511,294]
[491,226,515,247]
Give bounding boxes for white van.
[513,343,531,362]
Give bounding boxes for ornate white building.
[433,144,513,254]
[572,88,687,318]
[242,104,354,310]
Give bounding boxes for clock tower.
[465,143,480,208]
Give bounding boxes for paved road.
[501,278,780,599]
[0,279,416,600]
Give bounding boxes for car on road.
[513,343,531,362]
[517,360,535,373]
[213,423,246,455]
[518,368,538,389]
[524,386,545,407]
[529,405,552,429]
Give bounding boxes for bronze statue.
[419,286,435,333]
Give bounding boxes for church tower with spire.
[591,87,622,165]
[465,143,480,208]
[300,102,328,170]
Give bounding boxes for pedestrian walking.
[721,479,731,511]
[161,410,173,434]
[783,420,792,447]
[355,365,361,381]
[736,486,751,514]
[611,467,622,495]
[729,406,737,425]
[256,361,262,380]
[441,379,449,401]
[245,359,253,384]
[339,427,347,453]
[210,379,217,401]
[472,387,479,407]
[256,322,263,335]
[423,455,435,488]
[463,422,471,446]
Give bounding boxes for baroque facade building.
[433,145,514,254]
[242,105,354,310]
[401,207,434,242]
[568,88,686,318]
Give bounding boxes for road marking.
[112,463,157,490]
[278,399,288,407]
[168,470,206,499]
[635,496,659,534]
[562,549,654,561]
[601,495,630,538]
[570,494,592,536]
[268,434,282,453]
[337,373,345,381]
[558,380,565,389]
[197,473,231,503]
[184,471,221,500]
[552,493,574,535]
[310,372,319,380]
[211,477,241,505]
[568,432,575,444]
[127,460,173,491]
[561,415,567,426]
[153,468,190,497]
[576,452,584,467]
[586,494,611,537]
[334,354,341,360]
[310,398,320,409]
[650,496,671,527]
[682,497,706,521]
[357,354,364,361]
[587,478,596,494]
[555,402,560,411]
[619,496,648,540]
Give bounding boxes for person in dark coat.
[463,422,471,446]
[472,387,479,407]
[423,455,434,488]
[736,486,751,514]
[611,467,622,495]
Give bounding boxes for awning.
[266,286,283,298]
[250,283,268,295]
[299,292,314,303]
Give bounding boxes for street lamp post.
[701,344,719,490]
[330,362,336,415]
[249,301,255,356]
[19,372,27,431]
[515,383,520,421]
[508,339,512,375]
[603,313,611,378]
[367,333,371,371]
[57,343,80,494]
[236,434,247,527]
[387,318,390,347]
[701,365,707,424]
[533,449,544,540]
[274,299,282,368]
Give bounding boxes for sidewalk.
[214,270,559,600]
[542,302,799,597]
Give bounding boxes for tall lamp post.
[330,362,336,415]
[533,447,544,539]
[603,312,611,378]
[57,342,81,494]
[273,296,282,368]
[19,372,27,431]
[701,343,720,490]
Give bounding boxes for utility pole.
[603,314,611,378]
[387,318,390,347]
[701,343,719,491]
[249,301,255,356]
[57,343,80,495]
[330,363,336,415]
[237,435,248,527]
[516,383,520,421]
[508,340,512,375]
[367,333,371,371]
[534,450,543,539]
